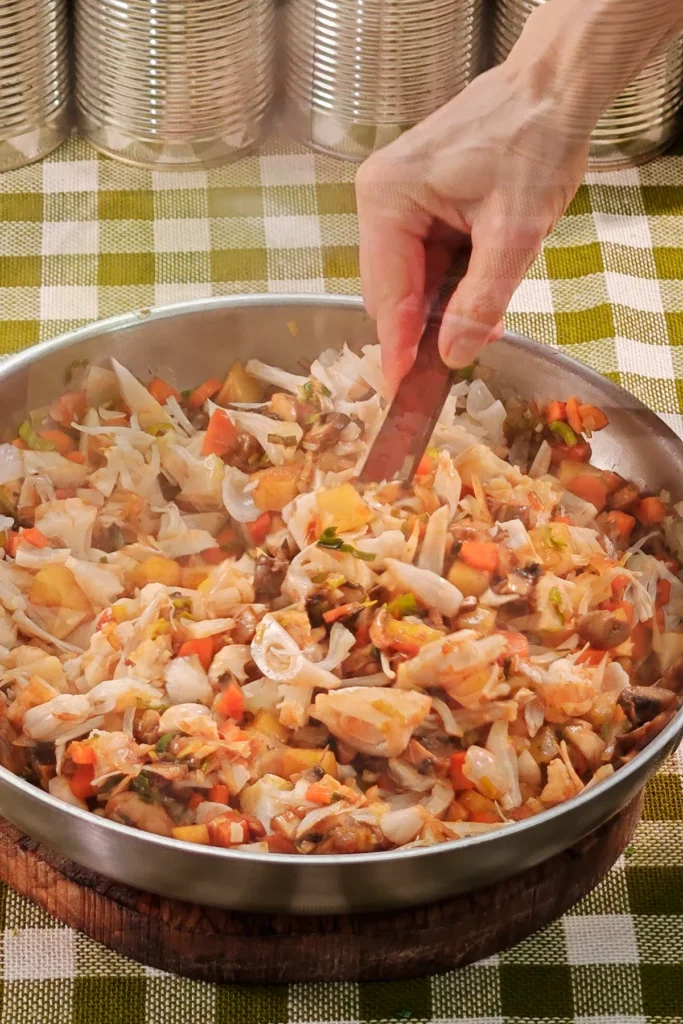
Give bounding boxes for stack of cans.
[494,0,683,169]
[283,0,484,161]
[75,0,276,170]
[0,0,71,172]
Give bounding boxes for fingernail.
[439,314,501,368]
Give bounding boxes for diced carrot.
[550,440,592,465]
[38,428,76,455]
[449,751,475,792]
[635,496,666,525]
[323,603,361,625]
[215,681,245,722]
[187,792,205,811]
[656,579,671,607]
[202,408,238,458]
[68,741,98,765]
[207,811,251,848]
[306,784,332,805]
[188,378,222,409]
[611,573,630,597]
[215,526,241,552]
[3,532,19,557]
[51,390,87,427]
[470,811,501,824]
[177,637,214,672]
[578,403,608,433]
[147,376,180,404]
[11,438,28,450]
[606,510,636,540]
[246,511,271,546]
[266,834,298,854]
[66,450,86,464]
[209,784,229,805]
[201,547,229,565]
[460,540,499,573]
[69,764,95,801]
[554,515,572,525]
[601,599,635,626]
[576,647,607,666]
[565,396,583,435]
[20,527,48,548]
[415,454,433,477]
[631,621,652,661]
[497,631,529,660]
[545,400,566,423]
[567,475,607,512]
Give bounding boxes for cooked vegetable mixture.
[0,346,682,854]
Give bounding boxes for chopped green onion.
[387,593,418,618]
[311,571,346,589]
[146,422,173,436]
[299,381,314,402]
[316,526,376,562]
[545,525,566,551]
[18,420,55,452]
[320,384,332,398]
[549,420,578,446]
[458,363,476,381]
[155,731,176,754]
[132,773,159,803]
[549,587,565,625]
[267,433,298,447]
[317,527,344,550]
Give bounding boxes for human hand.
[355,60,590,390]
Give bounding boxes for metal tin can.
[493,0,683,170]
[0,0,71,172]
[283,0,484,161]
[75,0,276,170]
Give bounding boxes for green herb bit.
[132,773,159,803]
[549,420,578,446]
[267,433,298,447]
[317,527,344,550]
[146,422,173,437]
[320,384,332,398]
[545,525,566,551]
[299,381,314,402]
[316,526,376,561]
[387,592,418,618]
[549,586,565,625]
[155,731,176,754]
[18,420,55,452]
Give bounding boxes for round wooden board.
[0,795,642,984]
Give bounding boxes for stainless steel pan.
[0,295,681,914]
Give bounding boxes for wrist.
[504,0,683,141]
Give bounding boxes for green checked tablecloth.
[1,133,683,1024]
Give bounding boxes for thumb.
[437,217,542,368]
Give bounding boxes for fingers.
[356,159,430,392]
[438,210,543,368]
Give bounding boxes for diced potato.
[252,709,290,743]
[181,566,211,590]
[133,556,181,589]
[216,361,265,405]
[251,465,301,512]
[281,747,338,780]
[30,565,91,612]
[447,560,491,597]
[316,484,373,534]
[171,824,211,845]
